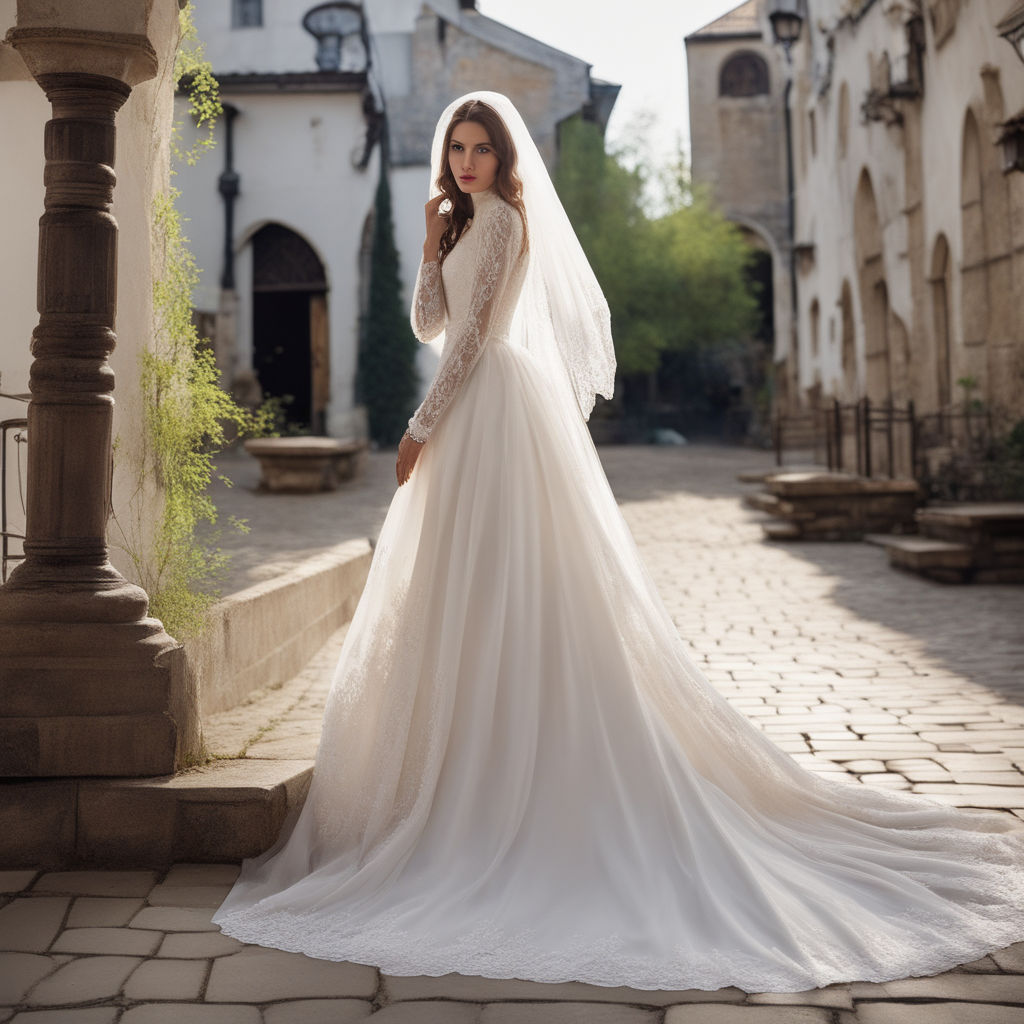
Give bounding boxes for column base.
[0,619,201,777]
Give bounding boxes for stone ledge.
[244,437,368,493]
[0,759,313,870]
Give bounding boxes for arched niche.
[853,169,891,403]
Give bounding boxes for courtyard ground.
[2,443,1023,1022]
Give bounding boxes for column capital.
[6,27,158,87]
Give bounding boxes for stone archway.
[853,170,891,403]
[250,224,329,433]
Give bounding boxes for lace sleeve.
[410,259,445,343]
[407,203,520,442]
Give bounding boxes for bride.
[213,92,1024,993]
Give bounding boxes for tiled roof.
[687,0,762,40]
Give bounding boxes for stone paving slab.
[4,446,1024,1023]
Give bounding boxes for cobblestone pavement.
[4,444,1024,1022]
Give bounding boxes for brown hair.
[434,99,528,264]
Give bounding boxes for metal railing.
[1,417,28,583]
[771,397,1000,485]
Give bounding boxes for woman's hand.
[423,194,449,260]
[396,431,424,486]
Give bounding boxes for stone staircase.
[742,470,921,541]
[866,503,1024,583]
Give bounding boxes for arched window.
[719,52,770,97]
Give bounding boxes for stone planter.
[244,437,368,493]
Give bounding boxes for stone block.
[664,1008,832,1024]
[206,947,378,1001]
[0,952,57,1003]
[244,438,368,493]
[11,1010,119,1024]
[382,973,745,1006]
[0,871,36,893]
[123,957,207,1000]
[261,1001,377,1023]
[991,940,1024,972]
[66,897,145,928]
[162,864,241,887]
[147,884,233,908]
[32,871,157,897]
[853,1003,1024,1024]
[157,931,243,958]
[481,1006,656,1024]
[0,621,197,777]
[51,926,163,955]
[876,973,1024,1002]
[25,955,142,1005]
[129,906,219,932]
[120,1008,262,1024]
[746,984,852,1007]
[0,782,76,868]
[0,897,69,952]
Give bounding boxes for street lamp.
[998,112,1024,173]
[302,2,368,72]
[997,4,1024,65]
[768,0,805,61]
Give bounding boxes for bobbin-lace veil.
[426,90,616,421]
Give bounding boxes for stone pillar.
[0,16,200,777]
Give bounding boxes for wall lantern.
[997,112,1024,173]
[302,2,368,72]
[768,0,805,60]
[997,4,1024,65]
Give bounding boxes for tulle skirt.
[213,340,1024,992]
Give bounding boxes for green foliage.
[356,168,421,445]
[136,193,270,638]
[555,117,758,377]
[173,2,223,166]
[114,5,269,639]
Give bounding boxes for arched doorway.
[839,279,856,399]
[251,224,329,433]
[930,234,952,409]
[853,170,891,403]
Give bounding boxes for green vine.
[114,3,269,638]
[173,2,222,166]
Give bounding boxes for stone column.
[0,19,200,777]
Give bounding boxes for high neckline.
[469,187,499,212]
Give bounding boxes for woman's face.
[448,120,499,195]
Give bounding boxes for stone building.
[685,0,793,396]
[687,0,1024,467]
[176,0,618,437]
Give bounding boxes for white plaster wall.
[188,0,461,76]
[790,0,1024,404]
[174,89,379,437]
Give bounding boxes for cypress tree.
[357,166,420,445]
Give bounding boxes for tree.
[554,117,758,378]
[357,168,420,445]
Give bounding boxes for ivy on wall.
[114,2,270,638]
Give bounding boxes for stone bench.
[244,436,368,493]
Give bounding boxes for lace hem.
[213,898,1024,994]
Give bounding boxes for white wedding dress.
[214,186,1024,993]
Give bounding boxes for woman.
[214,92,1024,993]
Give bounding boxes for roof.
[686,0,762,42]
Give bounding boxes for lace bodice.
[407,188,527,442]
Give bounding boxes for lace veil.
[427,91,616,420]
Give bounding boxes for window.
[719,52,770,97]
[232,0,262,28]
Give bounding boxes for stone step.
[0,626,346,870]
[866,534,973,576]
[917,502,1024,532]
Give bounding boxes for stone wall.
[787,0,1024,423]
